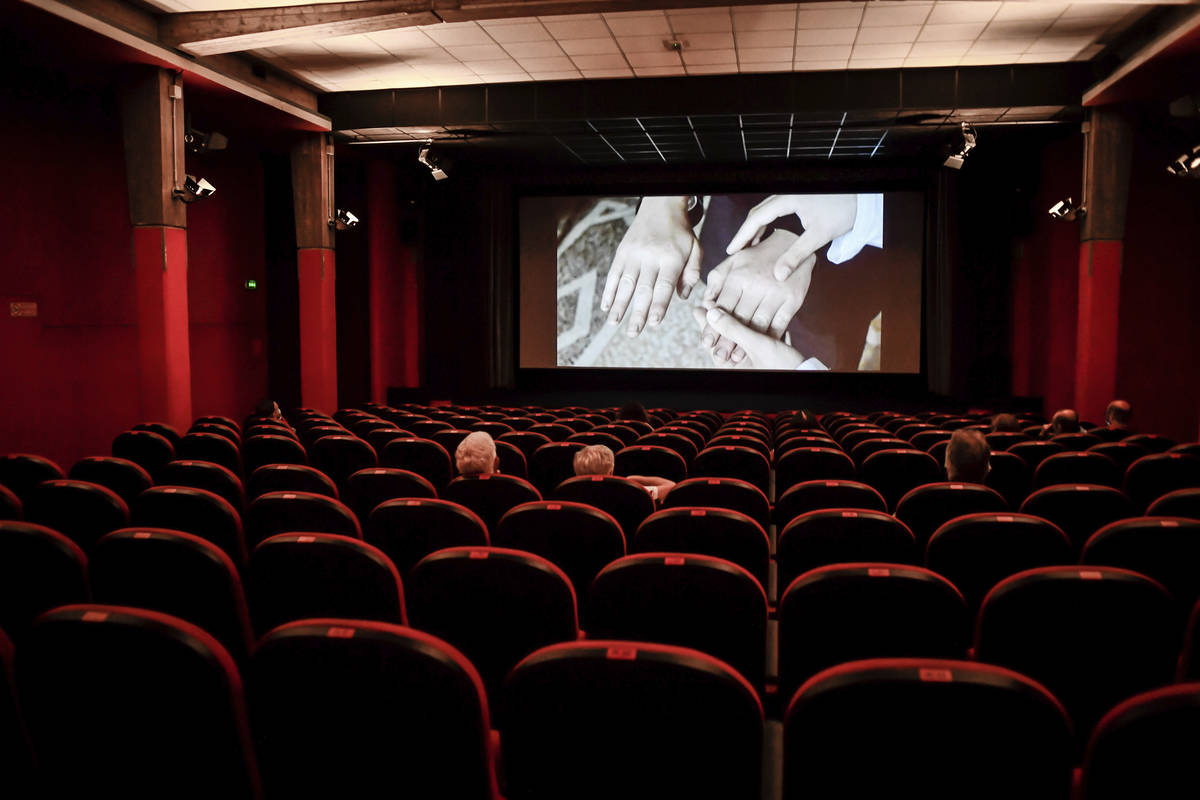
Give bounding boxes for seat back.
[588,553,767,688]
[494,501,625,600]
[251,619,493,799]
[131,421,183,448]
[20,605,261,799]
[68,456,152,506]
[111,430,175,479]
[1124,453,1200,512]
[245,490,360,550]
[615,445,688,483]
[0,454,64,505]
[494,439,528,479]
[309,435,378,490]
[663,477,770,530]
[343,467,437,521]
[529,441,586,497]
[859,450,944,512]
[0,521,89,640]
[496,431,553,464]
[634,507,770,585]
[1035,451,1122,489]
[553,475,656,543]
[774,447,854,495]
[248,533,405,635]
[381,437,453,489]
[692,445,769,495]
[777,509,917,589]
[775,479,886,527]
[24,479,130,551]
[1147,487,1200,519]
[1082,516,1200,610]
[406,546,578,696]
[442,473,542,535]
[894,482,1008,549]
[247,463,338,500]
[160,460,246,511]
[501,640,763,800]
[635,432,698,463]
[365,498,488,574]
[177,432,242,476]
[241,434,308,474]
[132,485,249,567]
[783,658,1073,800]
[1020,484,1134,553]
[984,450,1032,509]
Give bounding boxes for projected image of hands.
[554,192,887,371]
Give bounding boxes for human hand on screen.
[725,194,856,280]
[600,196,702,337]
[700,230,816,364]
[694,307,806,370]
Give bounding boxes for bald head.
[455,431,499,475]
[1106,399,1132,428]
[945,429,991,483]
[1050,408,1080,435]
[574,444,615,476]
[990,413,1021,433]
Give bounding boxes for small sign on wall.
[9,302,37,318]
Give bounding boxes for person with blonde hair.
[573,444,675,503]
[455,431,499,475]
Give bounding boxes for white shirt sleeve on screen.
[795,357,829,371]
[825,193,883,264]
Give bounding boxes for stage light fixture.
[1166,144,1200,177]
[174,174,216,203]
[330,209,359,230]
[418,145,448,181]
[943,121,977,170]
[184,114,228,154]
[1048,197,1085,221]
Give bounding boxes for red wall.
[0,88,141,470]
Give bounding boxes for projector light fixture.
[418,144,448,181]
[943,121,977,170]
[330,209,359,230]
[184,114,228,154]
[1048,197,1085,221]
[174,174,216,203]
[1166,144,1200,177]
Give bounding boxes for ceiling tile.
[968,38,1029,53]
[732,9,797,31]
[795,28,857,45]
[606,14,670,36]
[481,22,551,43]
[581,68,634,78]
[993,2,1067,22]
[537,13,601,21]
[980,20,1053,40]
[618,35,670,53]
[956,53,1009,65]
[686,63,739,74]
[1074,42,1104,60]
[918,23,987,41]
[423,24,491,46]
[904,55,961,67]
[682,48,738,65]
[446,44,508,60]
[626,50,684,68]
[681,32,736,49]
[852,42,912,59]
[908,40,972,57]
[502,41,565,59]
[795,44,853,61]
[365,29,441,52]
[740,62,793,72]
[796,7,862,29]
[543,19,611,39]
[1061,3,1130,20]
[559,38,621,56]
[848,58,906,68]
[633,65,688,77]
[403,50,458,65]
[794,59,849,71]
[738,47,794,62]
[571,53,629,69]
[861,4,930,27]
[483,74,533,83]
[855,26,922,44]
[467,58,522,74]
[527,70,583,80]
[1045,17,1109,36]
[925,2,1001,24]
[668,12,733,33]
[1026,35,1090,53]
[516,55,575,71]
[735,30,794,48]
[1017,51,1074,62]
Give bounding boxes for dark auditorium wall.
[0,85,141,470]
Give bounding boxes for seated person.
[1041,408,1080,439]
[617,401,650,424]
[989,413,1022,433]
[573,444,675,503]
[945,429,991,484]
[1105,399,1134,432]
[455,431,499,476]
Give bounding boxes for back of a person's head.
[1050,409,1080,434]
[617,402,649,424]
[455,431,498,475]
[573,444,615,477]
[990,413,1021,433]
[1105,399,1132,428]
[254,398,281,420]
[945,428,990,483]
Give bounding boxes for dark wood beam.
[160,0,440,56]
[435,0,845,23]
[292,134,336,250]
[119,66,187,228]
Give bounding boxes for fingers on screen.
[625,269,658,336]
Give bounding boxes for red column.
[367,161,422,400]
[1074,240,1122,423]
[132,226,193,430]
[298,247,338,413]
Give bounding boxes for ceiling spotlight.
[330,209,359,230]
[943,121,977,170]
[174,174,216,203]
[418,145,448,181]
[184,115,228,154]
[1166,144,1200,177]
[1048,197,1085,221]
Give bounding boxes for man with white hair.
[455,431,500,475]
[573,443,675,502]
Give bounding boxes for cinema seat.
[1009,440,1066,472]
[1020,484,1134,553]
[442,473,541,536]
[0,486,18,521]
[350,417,398,440]
[634,431,698,463]
[196,414,240,434]
[553,474,656,542]
[407,546,578,697]
[777,509,917,589]
[985,431,1029,451]
[160,460,246,512]
[343,467,438,521]
[494,501,624,600]
[1124,453,1200,512]
[92,528,255,663]
[241,434,308,475]
[692,445,770,495]
[133,485,249,568]
[528,422,573,442]
[925,513,1072,613]
[245,491,360,550]
[24,479,129,552]
[0,521,89,641]
[984,450,1032,509]
[131,421,183,449]
[859,449,944,512]
[910,429,953,450]
[615,444,688,484]
[364,427,415,454]
[656,424,707,452]
[68,456,152,506]
[1147,487,1200,519]
[588,553,768,689]
[1122,434,1175,453]
[783,658,1073,800]
[248,533,405,635]
[663,477,770,530]
[975,566,1179,740]
[366,498,488,574]
[190,421,241,446]
[894,482,1007,549]
[20,605,261,799]
[246,463,338,500]
[382,437,453,489]
[309,434,378,490]
[634,507,769,586]
[177,432,242,476]
[1082,517,1200,611]
[501,641,763,800]
[1050,432,1103,452]
[775,447,856,494]
[777,564,968,698]
[1034,451,1122,489]
[589,423,640,446]
[111,430,175,479]
[493,439,528,479]
[0,453,65,504]
[299,424,349,448]
[251,619,495,799]
[774,479,887,527]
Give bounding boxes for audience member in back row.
[617,401,650,424]
[945,429,991,484]
[1040,408,1080,439]
[455,431,500,475]
[1105,399,1134,433]
[990,413,1022,433]
[573,444,676,503]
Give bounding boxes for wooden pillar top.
[119,67,188,229]
[1082,107,1134,243]
[291,133,335,250]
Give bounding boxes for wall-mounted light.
[943,121,977,170]
[1166,144,1200,177]
[1048,197,1085,221]
[418,145,448,181]
[330,209,359,230]
[174,174,216,202]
